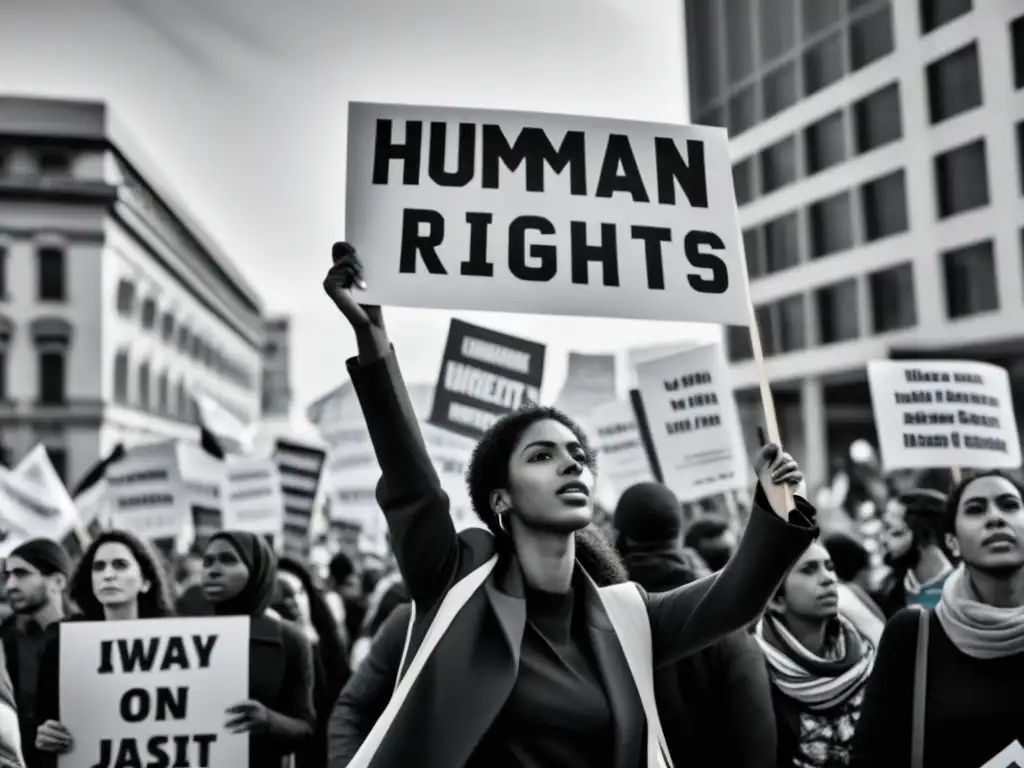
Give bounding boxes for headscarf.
[935,563,1024,659]
[207,531,278,617]
[755,613,875,711]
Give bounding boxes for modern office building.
[0,96,264,486]
[261,316,292,417]
[684,0,1024,486]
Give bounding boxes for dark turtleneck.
[468,577,615,768]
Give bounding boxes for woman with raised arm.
[323,243,819,768]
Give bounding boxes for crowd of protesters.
[0,245,1018,768]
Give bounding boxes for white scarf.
[935,564,1024,659]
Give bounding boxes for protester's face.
[91,542,149,608]
[881,499,914,564]
[3,556,55,614]
[776,542,839,621]
[501,419,594,535]
[279,571,310,625]
[696,530,737,572]
[339,572,363,601]
[201,538,250,603]
[954,475,1024,575]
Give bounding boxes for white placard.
[635,343,746,501]
[106,441,189,541]
[223,456,285,538]
[58,616,248,768]
[979,740,1024,768]
[867,360,1021,471]
[346,102,748,325]
[588,399,657,497]
[13,444,86,540]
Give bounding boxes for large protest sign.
[271,439,326,558]
[429,319,546,440]
[867,360,1021,472]
[106,441,189,541]
[59,616,248,768]
[13,444,88,543]
[635,343,746,501]
[346,102,747,325]
[177,442,226,550]
[222,456,286,540]
[587,398,658,497]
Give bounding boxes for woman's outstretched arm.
[644,445,818,665]
[324,244,459,610]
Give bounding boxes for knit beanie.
[613,482,683,544]
[8,538,72,579]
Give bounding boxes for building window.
[37,151,70,176]
[854,84,902,154]
[760,0,797,63]
[755,306,777,356]
[178,326,190,352]
[805,111,846,174]
[927,43,982,124]
[761,136,798,194]
[686,0,723,107]
[0,348,6,402]
[37,247,65,301]
[48,447,67,483]
[804,32,845,95]
[776,294,806,353]
[921,0,972,34]
[140,297,157,330]
[862,169,909,241]
[733,159,755,205]
[870,263,917,332]
[138,361,151,411]
[935,139,989,218]
[161,312,175,342]
[850,4,894,71]
[744,228,766,278]
[113,350,130,405]
[763,61,799,118]
[802,0,842,37]
[725,0,756,84]
[1017,121,1024,195]
[176,381,189,420]
[1014,14,1024,90]
[817,279,860,344]
[764,212,801,273]
[157,370,169,414]
[728,85,758,136]
[38,351,65,404]
[810,192,854,258]
[727,325,753,362]
[943,240,998,318]
[115,279,135,317]
[0,245,7,298]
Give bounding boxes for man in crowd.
[613,482,775,768]
[683,515,737,573]
[0,538,71,768]
[875,488,955,616]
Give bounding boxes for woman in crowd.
[200,531,316,768]
[757,540,876,767]
[277,556,351,768]
[322,244,818,768]
[33,530,176,762]
[851,472,1024,767]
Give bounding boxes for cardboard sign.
[587,398,657,497]
[867,360,1021,471]
[177,442,226,549]
[106,441,188,541]
[58,616,249,768]
[222,456,285,540]
[271,439,326,559]
[635,343,746,501]
[13,444,86,541]
[428,318,545,440]
[346,102,748,325]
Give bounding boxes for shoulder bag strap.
[348,554,499,768]
[393,601,416,696]
[598,583,673,768]
[911,606,930,768]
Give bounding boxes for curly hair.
[69,530,176,620]
[466,404,597,536]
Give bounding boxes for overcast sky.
[0,0,720,419]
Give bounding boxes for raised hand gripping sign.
[345,102,749,326]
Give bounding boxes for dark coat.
[35,614,315,768]
[0,616,37,768]
[346,351,818,768]
[621,546,777,768]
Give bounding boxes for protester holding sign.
[851,472,1024,768]
[33,530,176,764]
[199,532,316,768]
[322,244,817,768]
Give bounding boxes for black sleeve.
[35,630,60,724]
[327,604,411,767]
[264,626,317,742]
[718,632,777,768]
[849,608,921,768]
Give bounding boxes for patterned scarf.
[935,564,1024,659]
[756,613,875,711]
